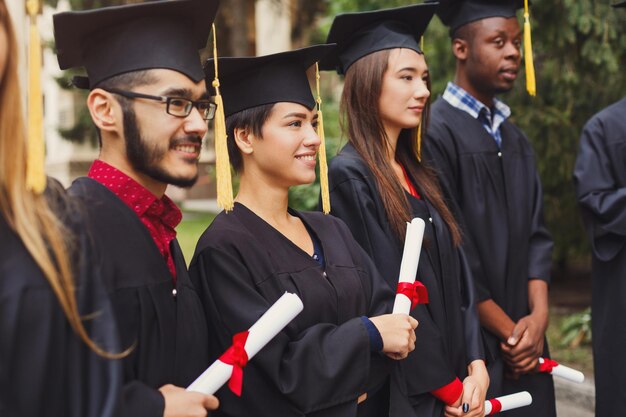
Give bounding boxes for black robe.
[189,203,393,417]
[327,144,484,417]
[573,97,626,417]
[69,177,209,417]
[424,97,555,416]
[0,184,123,417]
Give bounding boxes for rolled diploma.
[187,292,304,394]
[484,391,532,415]
[392,217,426,314]
[540,357,585,383]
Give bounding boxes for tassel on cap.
[416,36,424,162]
[315,63,330,215]
[523,0,536,96]
[211,24,234,212]
[26,0,46,194]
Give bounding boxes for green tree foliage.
[505,1,626,263]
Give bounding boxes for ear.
[452,38,469,61]
[87,88,121,134]
[233,127,255,155]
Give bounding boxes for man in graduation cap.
[423,1,556,416]
[53,0,220,416]
[574,3,626,416]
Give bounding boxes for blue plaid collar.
[442,82,511,129]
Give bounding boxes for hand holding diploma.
[392,218,428,315]
[187,292,304,396]
[369,314,418,360]
[484,391,532,415]
[538,357,585,383]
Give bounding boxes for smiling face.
[119,69,209,188]
[456,16,522,104]
[378,48,430,135]
[238,102,320,189]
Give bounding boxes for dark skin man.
[452,16,549,379]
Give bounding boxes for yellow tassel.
[26,0,46,194]
[211,24,233,212]
[315,63,330,215]
[524,0,536,96]
[416,120,422,162]
[416,36,424,162]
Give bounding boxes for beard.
[123,106,201,189]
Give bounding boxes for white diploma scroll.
[187,292,304,395]
[539,357,585,383]
[484,391,532,415]
[392,218,426,314]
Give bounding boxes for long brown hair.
[340,49,461,245]
[0,1,123,358]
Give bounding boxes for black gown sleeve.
[574,114,626,262]
[527,170,553,282]
[328,173,457,395]
[191,242,373,415]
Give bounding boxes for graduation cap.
[204,45,335,116]
[318,3,438,75]
[204,44,336,213]
[430,0,523,36]
[53,0,219,89]
[432,0,537,96]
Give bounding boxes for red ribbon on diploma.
[539,358,558,374]
[487,398,502,414]
[396,281,429,309]
[220,331,250,396]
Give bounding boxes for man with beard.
[54,1,220,416]
[423,1,556,416]
[574,4,626,417]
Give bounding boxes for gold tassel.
[416,121,422,162]
[315,63,330,215]
[524,0,536,96]
[26,0,46,194]
[211,24,233,211]
[416,36,424,162]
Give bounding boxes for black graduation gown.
[573,97,626,417]
[327,144,484,417]
[69,177,209,417]
[189,203,393,417]
[424,97,555,416]
[0,185,123,417]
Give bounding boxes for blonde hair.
[0,0,123,358]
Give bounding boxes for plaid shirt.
[442,82,511,148]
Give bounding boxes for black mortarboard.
[430,0,523,36]
[319,3,438,74]
[53,0,219,89]
[204,44,336,117]
[613,2,626,8]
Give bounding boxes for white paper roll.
[484,391,532,415]
[187,292,304,394]
[540,358,585,383]
[392,218,426,314]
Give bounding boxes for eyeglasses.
[105,88,217,121]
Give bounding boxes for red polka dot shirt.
[88,160,182,282]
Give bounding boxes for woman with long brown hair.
[0,2,123,416]
[322,4,489,417]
